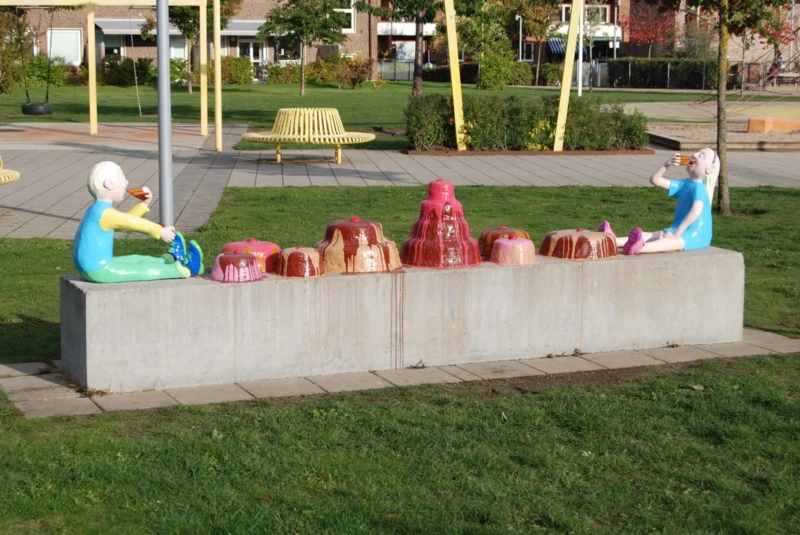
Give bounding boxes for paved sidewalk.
[1,122,799,238]
[1,327,798,419]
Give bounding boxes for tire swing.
[15,9,55,116]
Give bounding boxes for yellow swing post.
[553,0,582,152]
[443,0,466,151]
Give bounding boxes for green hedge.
[101,55,154,86]
[208,56,253,85]
[606,59,719,90]
[421,63,480,85]
[405,94,649,152]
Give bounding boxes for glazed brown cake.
[539,229,619,260]
[478,226,531,259]
[278,246,324,278]
[315,216,401,274]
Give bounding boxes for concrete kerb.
[0,336,794,418]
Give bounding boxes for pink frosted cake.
[490,235,536,265]
[211,253,262,282]
[479,226,531,259]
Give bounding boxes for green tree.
[449,0,511,82]
[141,0,243,94]
[646,0,790,215]
[259,0,349,96]
[505,0,560,86]
[355,0,442,96]
[0,11,34,94]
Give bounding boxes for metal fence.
[378,60,415,81]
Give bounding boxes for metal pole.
[516,14,522,61]
[87,5,97,135]
[214,0,222,152]
[157,0,174,226]
[578,4,583,95]
[613,0,618,59]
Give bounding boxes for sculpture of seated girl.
[600,147,720,255]
[73,161,203,283]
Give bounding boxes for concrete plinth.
[61,247,744,393]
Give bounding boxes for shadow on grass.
[0,315,60,366]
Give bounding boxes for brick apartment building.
[22,0,381,74]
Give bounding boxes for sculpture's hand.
[664,153,680,168]
[141,186,153,208]
[160,226,177,243]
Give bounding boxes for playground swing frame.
[0,0,225,152]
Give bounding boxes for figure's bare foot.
[598,220,616,239]
[623,228,645,255]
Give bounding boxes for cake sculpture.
[211,252,262,282]
[401,179,481,268]
[490,235,536,265]
[220,238,281,274]
[315,216,401,274]
[478,226,531,259]
[539,228,619,260]
[278,246,325,278]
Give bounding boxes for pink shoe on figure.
[598,220,616,239]
[623,228,645,255]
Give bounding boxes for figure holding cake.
[73,161,203,283]
[600,148,720,255]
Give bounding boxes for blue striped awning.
[548,38,566,54]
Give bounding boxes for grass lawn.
[2,82,796,134]
[1,186,799,533]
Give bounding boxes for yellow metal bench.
[0,155,21,186]
[241,108,376,164]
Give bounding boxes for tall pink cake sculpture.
[401,178,481,268]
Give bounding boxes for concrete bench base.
[61,247,744,393]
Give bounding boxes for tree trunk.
[300,41,306,96]
[716,0,730,215]
[413,10,424,96]
[648,43,652,59]
[588,42,593,91]
[187,38,195,94]
[535,40,542,86]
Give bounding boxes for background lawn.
[1,185,799,534]
[2,82,796,133]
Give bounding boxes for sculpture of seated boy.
[600,147,720,255]
[73,161,203,283]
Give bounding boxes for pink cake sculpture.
[315,216,401,274]
[220,238,281,274]
[401,179,481,268]
[278,246,325,278]
[211,252,262,282]
[490,235,536,265]
[478,226,531,259]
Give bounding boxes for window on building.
[522,42,535,62]
[47,29,82,66]
[104,35,122,57]
[561,4,609,23]
[170,37,187,60]
[334,0,356,33]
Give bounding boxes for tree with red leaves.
[621,0,675,58]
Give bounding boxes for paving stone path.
[1,123,799,238]
[2,328,798,419]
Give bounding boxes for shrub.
[265,63,299,84]
[422,63,480,85]
[170,58,187,84]
[537,63,563,86]
[208,56,254,85]
[405,94,456,150]
[406,93,649,152]
[508,62,533,86]
[101,56,154,87]
[335,57,372,89]
[477,46,514,90]
[25,54,68,87]
[65,64,89,86]
[306,54,347,83]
